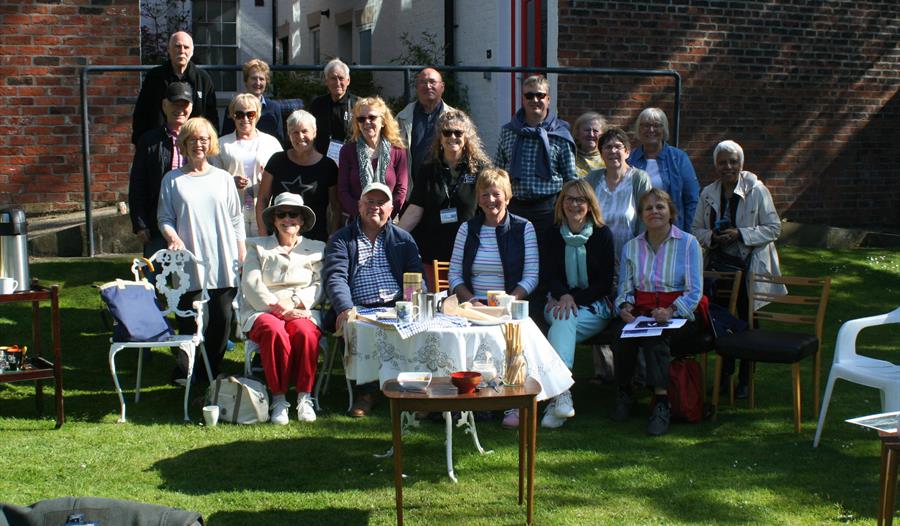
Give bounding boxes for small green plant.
[272,68,382,107]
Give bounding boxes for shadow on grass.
[206,508,370,526]
[151,437,389,494]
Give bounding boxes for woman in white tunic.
[158,117,245,379]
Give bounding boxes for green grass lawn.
[0,247,897,525]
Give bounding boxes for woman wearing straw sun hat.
[240,192,326,425]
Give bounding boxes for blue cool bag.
[99,279,173,342]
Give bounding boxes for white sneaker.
[296,395,316,423]
[554,390,575,418]
[541,406,567,429]
[270,400,290,425]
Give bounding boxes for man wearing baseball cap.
[129,81,195,262]
[324,182,424,417]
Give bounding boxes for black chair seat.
[716,330,819,363]
[671,331,715,358]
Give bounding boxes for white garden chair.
[813,307,900,447]
[108,249,214,422]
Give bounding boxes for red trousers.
[248,313,321,394]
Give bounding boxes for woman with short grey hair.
[572,111,607,177]
[628,107,700,233]
[257,109,339,242]
[692,139,786,397]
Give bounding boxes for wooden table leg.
[527,397,536,526]
[32,299,44,415]
[392,400,404,526]
[518,406,525,505]
[51,287,63,428]
[879,442,898,526]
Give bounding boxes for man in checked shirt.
[494,75,577,246]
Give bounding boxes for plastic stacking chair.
[712,274,830,433]
[813,307,900,447]
[108,249,214,422]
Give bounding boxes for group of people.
[128,31,785,435]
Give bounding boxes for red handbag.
[667,357,703,423]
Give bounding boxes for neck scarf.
[356,136,392,190]
[504,108,575,180]
[560,218,593,290]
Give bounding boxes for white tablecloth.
[343,317,573,401]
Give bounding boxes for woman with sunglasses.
[398,110,491,288]
[241,192,325,425]
[540,179,615,428]
[158,117,245,381]
[212,93,283,236]
[337,96,408,220]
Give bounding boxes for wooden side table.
[879,431,899,526]
[383,377,541,526]
[0,281,64,428]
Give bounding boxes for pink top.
[337,141,408,217]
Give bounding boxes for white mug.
[510,300,529,320]
[395,301,419,323]
[202,405,220,427]
[497,294,514,312]
[0,277,19,295]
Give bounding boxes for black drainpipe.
[444,0,455,65]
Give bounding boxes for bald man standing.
[396,67,455,195]
[132,31,219,145]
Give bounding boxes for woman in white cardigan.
[240,192,326,425]
[213,93,283,236]
[692,139,786,396]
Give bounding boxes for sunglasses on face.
[441,129,464,138]
[274,211,300,219]
[523,92,547,101]
[356,115,380,124]
[233,110,257,120]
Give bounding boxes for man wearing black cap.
[129,82,193,260]
[132,31,218,145]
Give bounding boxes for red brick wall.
[0,0,138,214]
[557,0,900,228]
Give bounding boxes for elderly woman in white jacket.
[213,93,283,236]
[692,139,786,396]
[240,193,325,425]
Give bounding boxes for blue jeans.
[544,303,610,369]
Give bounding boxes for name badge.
[327,140,343,165]
[439,208,458,224]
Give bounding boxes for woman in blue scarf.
[540,179,615,428]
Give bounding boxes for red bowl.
[450,371,482,394]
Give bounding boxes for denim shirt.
[628,142,700,233]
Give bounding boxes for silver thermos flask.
[0,208,30,291]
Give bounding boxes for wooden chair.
[432,260,451,293]
[700,270,743,404]
[712,274,831,432]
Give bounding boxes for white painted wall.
[238,0,274,65]
[273,0,544,155]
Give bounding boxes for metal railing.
[80,64,680,256]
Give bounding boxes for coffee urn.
[0,208,30,291]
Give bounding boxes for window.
[279,36,289,64]
[192,0,238,92]
[359,29,371,65]
[311,26,320,64]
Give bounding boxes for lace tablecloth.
[343,317,573,401]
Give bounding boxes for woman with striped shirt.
[447,168,539,306]
[447,168,539,430]
[609,188,703,436]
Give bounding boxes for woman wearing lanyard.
[398,110,491,289]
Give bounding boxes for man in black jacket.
[128,82,192,259]
[308,58,357,157]
[131,31,218,145]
